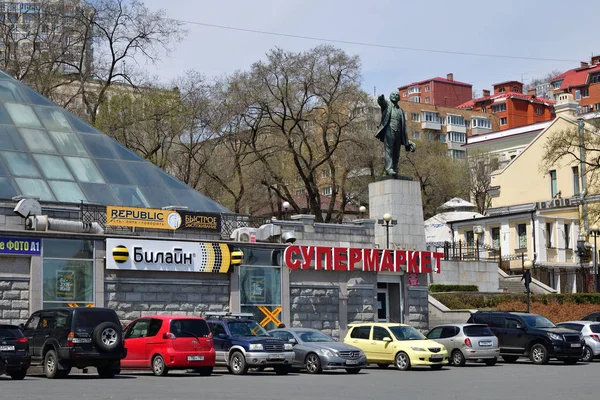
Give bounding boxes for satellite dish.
[13,198,42,218]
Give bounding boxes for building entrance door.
[377,288,389,322]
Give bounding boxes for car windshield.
[297,331,334,343]
[170,319,210,338]
[521,315,555,328]
[227,321,269,337]
[389,326,426,341]
[464,325,494,337]
[75,310,119,327]
[590,324,600,334]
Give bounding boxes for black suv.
[468,311,585,364]
[21,308,126,378]
[0,324,31,380]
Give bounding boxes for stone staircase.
[498,269,557,294]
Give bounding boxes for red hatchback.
[122,316,215,376]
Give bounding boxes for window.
[517,224,527,249]
[564,223,571,249]
[49,131,88,156]
[34,107,72,131]
[572,166,580,195]
[373,326,390,341]
[350,326,371,339]
[126,319,151,339]
[408,87,420,94]
[498,87,506,93]
[546,222,554,248]
[5,103,43,128]
[402,91,407,97]
[321,169,331,179]
[491,103,507,112]
[321,186,332,196]
[447,115,465,126]
[441,327,458,338]
[412,131,420,140]
[506,318,521,329]
[171,319,210,338]
[472,118,491,129]
[449,132,466,143]
[500,117,507,126]
[549,170,557,197]
[425,132,435,141]
[553,80,563,89]
[535,107,543,115]
[64,157,105,184]
[439,116,445,125]
[449,149,466,159]
[582,88,589,97]
[463,325,494,337]
[575,90,581,100]
[424,85,430,92]
[411,113,420,122]
[491,227,500,249]
[425,97,430,103]
[427,327,443,339]
[48,181,86,203]
[422,111,439,122]
[592,74,600,84]
[33,154,74,181]
[147,319,163,337]
[465,230,474,247]
[409,96,420,103]
[595,103,600,111]
[15,178,55,201]
[438,133,446,143]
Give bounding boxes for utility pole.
[577,109,589,234]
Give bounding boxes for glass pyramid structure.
[0,69,230,213]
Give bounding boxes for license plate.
[187,355,204,361]
[0,345,15,351]
[430,355,443,361]
[571,343,582,348]
[479,341,493,347]
[267,354,284,360]
[345,359,359,365]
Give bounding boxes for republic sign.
[283,245,443,274]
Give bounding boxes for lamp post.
[590,225,600,293]
[359,206,366,219]
[378,213,397,249]
[523,260,533,313]
[282,201,290,220]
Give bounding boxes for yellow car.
[344,323,448,370]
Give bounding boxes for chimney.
[580,61,589,68]
[482,89,490,97]
[554,93,579,118]
[591,55,600,65]
[446,73,453,81]
[527,87,537,96]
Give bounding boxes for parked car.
[426,324,499,366]
[0,324,31,380]
[556,321,600,362]
[122,315,215,376]
[205,312,295,375]
[582,312,600,322]
[343,323,448,371]
[468,311,585,365]
[21,308,126,379]
[268,327,367,374]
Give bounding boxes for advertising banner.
[106,206,221,232]
[0,237,41,255]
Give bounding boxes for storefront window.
[42,239,94,308]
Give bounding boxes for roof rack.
[203,312,254,319]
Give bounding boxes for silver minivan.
[556,321,600,362]
[426,324,500,366]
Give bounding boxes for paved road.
[2,361,598,400]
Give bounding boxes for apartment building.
[398,73,472,108]
[457,81,555,131]
[398,100,499,159]
[549,55,600,114]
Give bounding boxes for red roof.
[550,64,600,90]
[457,91,555,109]
[398,76,472,90]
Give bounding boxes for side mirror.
[289,338,297,345]
[383,337,392,342]
[218,333,228,339]
[516,324,525,330]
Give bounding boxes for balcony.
[471,126,492,135]
[421,121,441,130]
[446,122,466,134]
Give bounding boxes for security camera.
[281,231,296,244]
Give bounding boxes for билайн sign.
[106,206,221,232]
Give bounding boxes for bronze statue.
[376,92,415,177]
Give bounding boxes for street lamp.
[378,213,397,249]
[590,224,600,293]
[282,201,290,220]
[523,260,533,313]
[359,206,366,219]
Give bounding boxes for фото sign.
[106,206,221,232]
[105,238,231,273]
[283,245,443,274]
[0,237,41,255]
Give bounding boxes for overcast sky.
[141,0,597,96]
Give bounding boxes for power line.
[174,19,580,63]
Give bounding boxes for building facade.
[550,56,600,115]
[398,73,472,108]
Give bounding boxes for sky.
[140,0,598,96]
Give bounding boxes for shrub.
[429,284,478,293]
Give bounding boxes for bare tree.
[467,151,496,215]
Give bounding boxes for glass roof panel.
[48,131,88,156]
[19,128,57,154]
[111,185,149,208]
[113,141,144,161]
[20,85,56,106]
[15,178,55,201]
[48,181,87,203]
[0,81,27,103]
[0,156,7,175]
[0,103,15,125]
[138,186,177,208]
[123,162,164,187]
[0,126,26,151]
[80,183,119,206]
[63,110,101,134]
[33,154,74,181]
[4,103,43,128]
[1,151,41,178]
[95,159,133,185]
[79,133,119,159]
[0,176,19,198]
[34,106,73,131]
[64,157,105,184]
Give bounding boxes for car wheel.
[394,352,411,371]
[274,366,291,375]
[582,346,594,362]
[9,368,27,380]
[97,366,115,379]
[563,357,579,365]
[93,322,122,353]
[484,358,497,366]
[530,344,549,365]
[305,353,322,374]
[451,349,466,366]
[44,350,65,379]
[152,355,168,376]
[502,355,519,363]
[229,351,248,375]
[197,366,213,376]
[377,363,389,369]
[345,368,361,374]
[430,364,443,370]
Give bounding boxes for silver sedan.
[268,328,367,374]
[426,323,500,366]
[556,321,600,362]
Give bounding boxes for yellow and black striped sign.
[112,245,129,263]
[231,249,244,265]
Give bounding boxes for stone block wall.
[407,286,429,331]
[104,279,229,326]
[290,285,340,339]
[0,278,30,325]
[347,287,376,325]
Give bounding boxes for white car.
[556,321,600,362]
